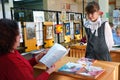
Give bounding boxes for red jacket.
[0,50,49,80]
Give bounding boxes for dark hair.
[109,22,113,28]
[0,19,19,55]
[85,1,100,14]
[115,25,120,31]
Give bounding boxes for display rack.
[10,7,83,52]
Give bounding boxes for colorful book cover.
[76,66,105,79]
[77,57,96,67]
[58,62,82,73]
[59,58,105,79]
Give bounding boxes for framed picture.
[46,26,53,39]
[18,22,23,42]
[33,11,45,22]
[35,22,43,46]
[69,13,75,21]
[64,23,70,35]
[74,14,81,21]
[55,24,63,34]
[75,23,80,34]
[26,22,36,40]
[66,13,69,21]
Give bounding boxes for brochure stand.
[74,21,82,43]
[23,22,37,52]
[43,22,54,48]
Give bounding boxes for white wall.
[0,0,13,19]
[99,0,109,21]
[47,0,83,13]
[116,0,120,8]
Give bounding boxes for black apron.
[85,22,111,61]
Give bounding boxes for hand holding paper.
[39,43,70,68]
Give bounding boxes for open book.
[39,43,70,68]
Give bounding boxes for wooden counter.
[110,48,120,62]
[34,56,120,80]
[69,45,120,62]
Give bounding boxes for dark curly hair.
[0,19,19,55]
[85,1,100,14]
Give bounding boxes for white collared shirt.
[105,22,114,51]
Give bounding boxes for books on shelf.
[58,57,105,79]
[39,43,70,68]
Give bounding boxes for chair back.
[68,45,86,58]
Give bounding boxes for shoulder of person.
[113,32,117,37]
[101,20,108,24]
[84,20,91,28]
[101,21,109,26]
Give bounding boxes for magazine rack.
[43,22,54,48]
[74,21,82,43]
[23,22,37,52]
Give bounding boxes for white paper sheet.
[40,43,70,68]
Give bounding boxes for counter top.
[34,56,120,80]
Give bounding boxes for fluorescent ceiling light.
[14,0,22,1]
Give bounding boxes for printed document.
[39,43,70,68]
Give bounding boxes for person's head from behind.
[0,19,20,55]
[85,1,100,22]
[115,25,120,37]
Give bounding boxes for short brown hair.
[85,1,100,14]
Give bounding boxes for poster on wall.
[18,22,23,42]
[75,23,80,34]
[33,11,45,22]
[26,22,36,40]
[36,22,43,46]
[60,33,64,43]
[69,13,75,21]
[55,24,63,34]
[46,26,53,39]
[65,23,70,35]
[113,10,120,17]
[66,13,69,21]
[60,11,66,22]
[75,14,81,21]
[70,21,74,39]
[19,12,24,18]
[113,10,120,25]
[47,12,56,22]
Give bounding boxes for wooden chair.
[68,45,86,58]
